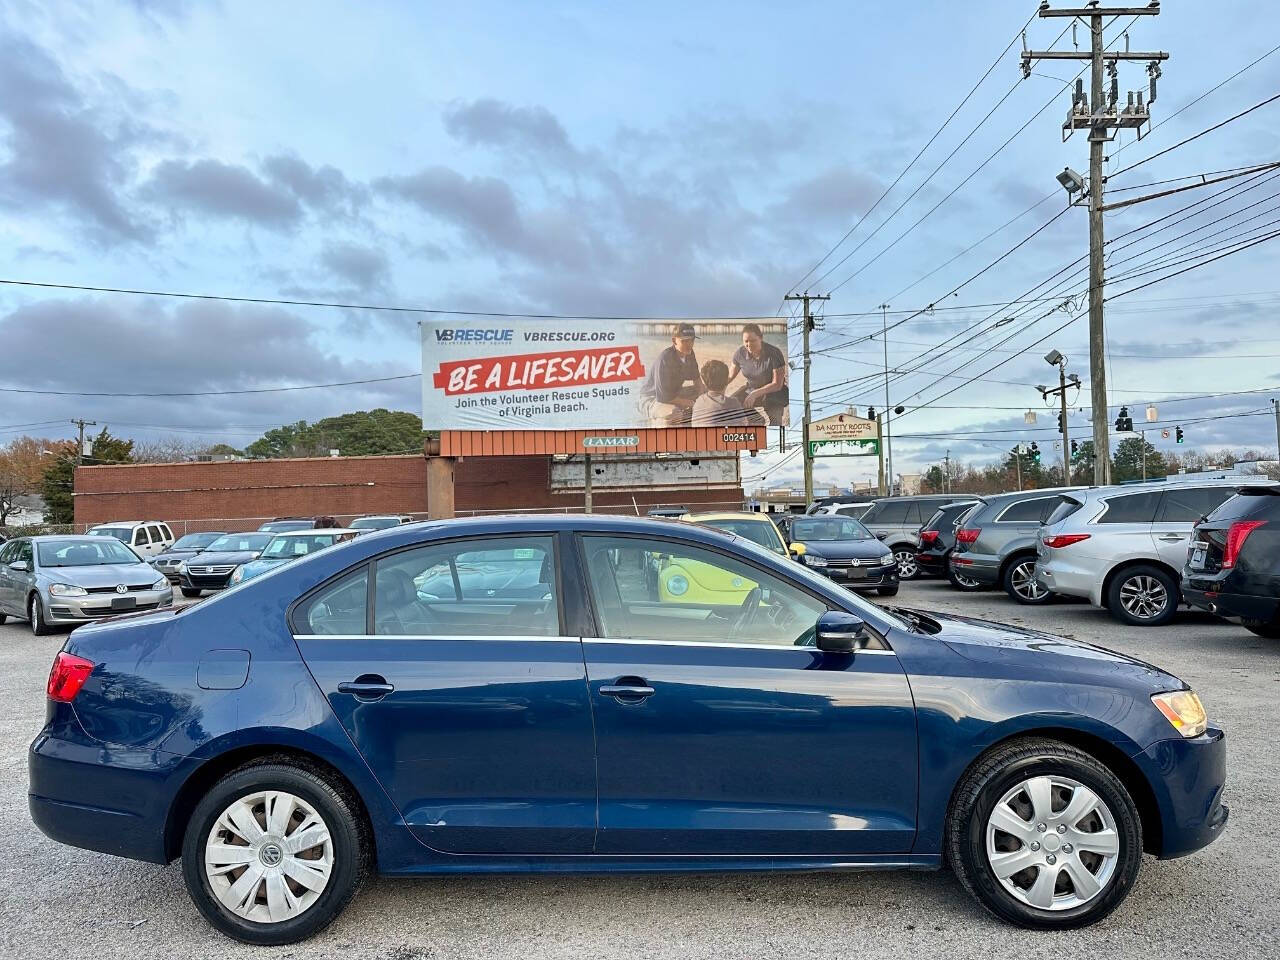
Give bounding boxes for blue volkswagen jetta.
[28,516,1227,944]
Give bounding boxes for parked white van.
[87,521,176,559]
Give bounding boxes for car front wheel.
[947,737,1142,929]
[893,546,920,580]
[1107,565,1178,626]
[29,594,52,636]
[182,761,368,945]
[1003,556,1052,605]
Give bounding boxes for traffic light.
[1176,426,1184,444]
[1057,411,1066,433]
[1114,406,1133,432]
[1070,439,1079,460]
[1030,442,1041,463]
[866,406,876,420]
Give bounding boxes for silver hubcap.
[205,790,334,924]
[30,598,40,632]
[953,571,981,588]
[986,775,1120,911]
[895,550,918,578]
[1011,561,1047,601]
[1119,575,1168,620]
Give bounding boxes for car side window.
[133,527,151,546]
[1099,491,1161,524]
[997,498,1051,522]
[0,541,14,565]
[298,567,369,636]
[373,536,559,637]
[874,501,911,524]
[147,525,163,543]
[161,524,174,541]
[580,535,828,648]
[15,540,32,565]
[1156,486,1235,523]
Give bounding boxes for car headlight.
[229,567,244,585]
[665,573,688,596]
[48,583,88,597]
[152,576,169,590]
[1152,690,1207,738]
[803,554,828,567]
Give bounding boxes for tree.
[920,465,946,494]
[245,409,428,459]
[1111,436,1165,483]
[0,437,53,526]
[85,428,134,466]
[39,441,77,525]
[1070,440,1097,484]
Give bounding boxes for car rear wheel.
[181,587,203,598]
[1107,565,1178,626]
[1241,617,1280,639]
[947,737,1141,929]
[893,546,920,580]
[948,564,987,592]
[0,611,6,625]
[1003,556,1052,605]
[182,762,368,945]
[29,595,52,636]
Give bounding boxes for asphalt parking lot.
[1,581,1276,960]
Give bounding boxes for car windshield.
[206,534,273,552]
[696,518,786,554]
[172,532,222,550]
[260,534,342,559]
[88,527,132,542]
[38,540,142,567]
[349,517,400,530]
[790,517,872,541]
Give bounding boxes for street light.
[1044,349,1064,367]
[1056,166,1086,197]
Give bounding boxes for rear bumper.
[1182,583,1279,622]
[28,711,195,864]
[948,552,1000,585]
[1135,727,1229,859]
[1034,556,1100,604]
[915,548,949,577]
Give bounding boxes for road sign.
[809,438,879,458]
[1161,428,1170,439]
[583,435,639,448]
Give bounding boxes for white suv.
[87,521,175,559]
[1035,478,1258,626]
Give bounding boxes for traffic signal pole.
[1058,363,1070,482]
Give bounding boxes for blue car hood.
[796,539,894,562]
[921,609,1177,690]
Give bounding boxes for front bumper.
[178,570,235,591]
[29,706,198,864]
[45,587,174,623]
[1135,726,1229,859]
[808,562,899,591]
[947,551,1000,585]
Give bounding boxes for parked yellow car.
[655,512,786,604]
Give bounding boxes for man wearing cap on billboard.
[727,322,788,424]
[638,323,704,425]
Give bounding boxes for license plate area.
[1189,542,1208,569]
[110,596,137,610]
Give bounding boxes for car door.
[576,532,918,856]
[0,540,15,612]
[8,539,35,610]
[1150,486,1237,568]
[131,526,152,557]
[291,533,597,855]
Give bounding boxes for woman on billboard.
[727,323,788,425]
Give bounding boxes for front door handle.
[599,677,655,702]
[337,675,395,701]
[1158,534,1186,542]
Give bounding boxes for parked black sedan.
[1183,483,1280,638]
[175,532,273,597]
[787,515,899,596]
[150,531,226,583]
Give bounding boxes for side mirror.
[816,610,867,653]
[875,532,889,541]
[9,560,29,572]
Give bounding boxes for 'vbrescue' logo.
[435,328,513,343]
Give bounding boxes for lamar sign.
[809,413,879,458]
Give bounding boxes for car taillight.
[47,652,94,702]
[955,528,980,545]
[919,530,939,546]
[1222,520,1266,568]
[1042,533,1091,549]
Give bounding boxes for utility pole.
[1013,445,1023,493]
[1039,351,1078,484]
[785,292,829,505]
[1273,398,1280,464]
[878,302,894,495]
[70,418,97,466]
[583,453,593,514]
[943,450,951,494]
[1024,2,1167,486]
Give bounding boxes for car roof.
[90,520,166,528]
[262,529,354,537]
[30,535,122,543]
[978,486,1085,505]
[683,511,774,523]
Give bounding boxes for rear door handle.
[337,675,395,700]
[599,677,655,702]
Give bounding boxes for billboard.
[422,319,790,430]
[809,413,879,458]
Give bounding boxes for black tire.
[181,587,203,598]
[1106,564,1178,627]
[1003,555,1053,606]
[181,761,369,946]
[946,737,1142,929]
[877,585,899,597]
[892,545,920,581]
[29,594,52,636]
[0,611,6,625]
[1241,617,1280,639]
[948,563,988,592]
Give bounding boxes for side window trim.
[994,497,1051,522]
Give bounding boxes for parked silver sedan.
[0,535,174,635]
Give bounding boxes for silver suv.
[859,495,975,579]
[1035,478,1261,626]
[948,487,1083,604]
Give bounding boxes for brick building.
[72,453,746,533]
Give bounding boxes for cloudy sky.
[1,0,1277,487]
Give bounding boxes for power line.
[0,373,420,398]
[1109,92,1280,179]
